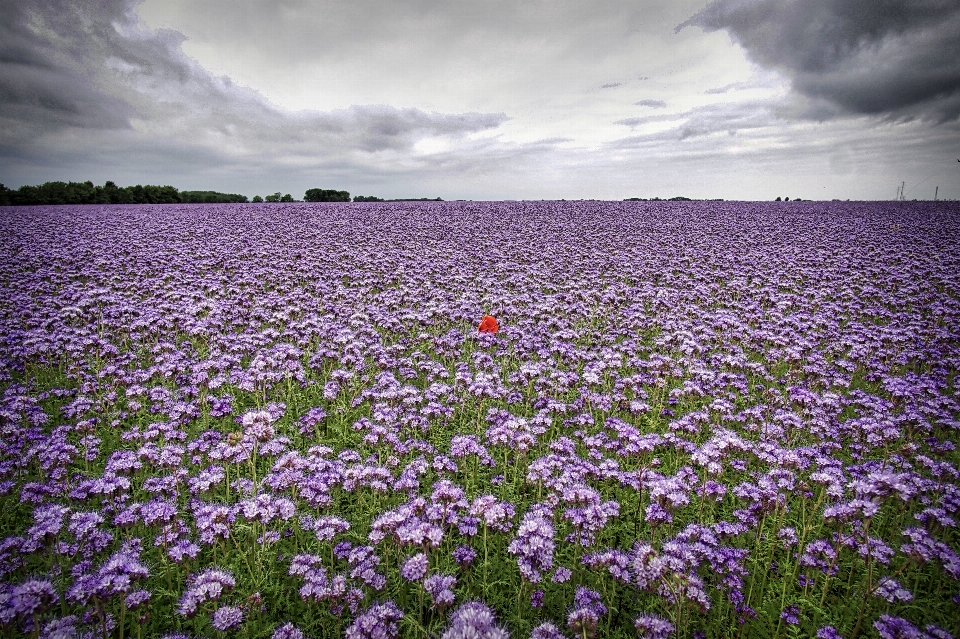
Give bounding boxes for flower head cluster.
[177,568,235,617]
[470,494,516,532]
[507,504,555,583]
[567,587,607,639]
[400,553,429,582]
[440,601,508,639]
[423,573,456,610]
[0,578,59,623]
[344,601,403,639]
[634,614,675,639]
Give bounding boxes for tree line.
[0,181,182,206]
[0,180,439,206]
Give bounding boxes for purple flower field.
[1,201,959,639]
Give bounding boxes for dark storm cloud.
[677,0,960,121]
[0,0,509,169]
[0,2,133,132]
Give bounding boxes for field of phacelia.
[1,201,959,639]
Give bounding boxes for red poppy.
[478,315,499,334]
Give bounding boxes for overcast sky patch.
[0,0,957,200]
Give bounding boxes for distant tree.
[280,193,294,202]
[784,197,790,201]
[353,195,384,202]
[181,191,249,203]
[252,195,264,202]
[304,188,351,202]
[0,184,10,206]
[265,192,281,202]
[775,196,782,201]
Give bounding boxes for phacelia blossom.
[344,601,403,639]
[508,505,555,583]
[440,601,509,639]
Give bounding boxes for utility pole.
[901,181,906,201]
[934,186,938,201]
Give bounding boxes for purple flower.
[634,614,675,639]
[530,622,565,639]
[552,567,572,583]
[242,409,275,441]
[194,500,234,538]
[874,577,913,603]
[452,545,477,567]
[212,605,244,631]
[178,568,235,617]
[5,578,59,619]
[567,608,599,639]
[923,626,953,639]
[313,516,350,542]
[125,589,151,609]
[272,623,306,639]
[423,574,457,610]
[25,504,70,550]
[873,615,921,639]
[429,480,469,525]
[401,553,429,582]
[449,435,495,466]
[780,605,800,625]
[573,586,606,616]
[777,527,798,548]
[469,494,516,532]
[289,554,346,603]
[41,616,80,639]
[348,545,386,591]
[531,589,544,608]
[168,539,201,563]
[67,542,149,605]
[344,601,403,639]
[567,587,606,639]
[816,627,843,639]
[508,505,555,583]
[299,407,328,435]
[440,601,508,639]
[237,493,296,525]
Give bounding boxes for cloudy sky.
[2,0,959,201]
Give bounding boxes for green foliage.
[353,195,385,202]
[264,192,282,203]
[180,191,249,203]
[252,195,264,203]
[280,193,295,202]
[0,180,182,205]
[304,188,351,202]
